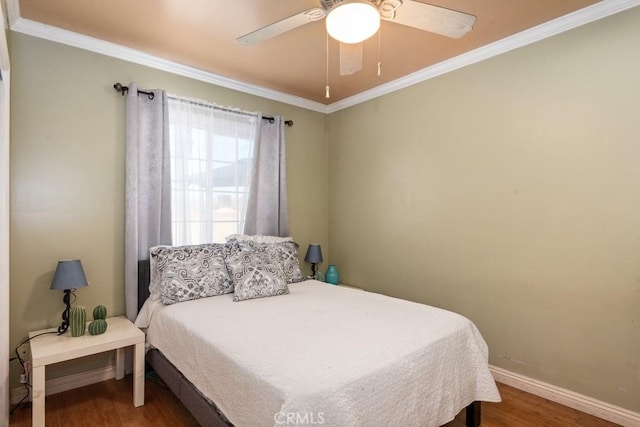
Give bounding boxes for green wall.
[328,7,640,412]
[9,32,328,386]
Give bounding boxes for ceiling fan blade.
[380,0,476,39]
[236,8,327,45]
[339,42,363,76]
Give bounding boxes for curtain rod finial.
[113,82,127,96]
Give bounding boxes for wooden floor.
[9,376,620,426]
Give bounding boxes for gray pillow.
[152,243,233,305]
[226,247,289,302]
[232,239,305,284]
[225,234,293,244]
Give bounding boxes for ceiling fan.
[236,1,476,78]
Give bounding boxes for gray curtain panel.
[124,82,172,321]
[244,115,290,237]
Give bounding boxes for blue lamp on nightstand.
[50,260,88,334]
[304,244,323,280]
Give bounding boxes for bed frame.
[137,260,482,427]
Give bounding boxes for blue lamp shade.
[304,245,323,264]
[50,260,88,291]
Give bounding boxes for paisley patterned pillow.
[231,239,305,284]
[226,247,289,302]
[152,243,233,305]
[148,245,170,300]
[225,234,293,244]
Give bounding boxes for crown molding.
[6,0,640,114]
[5,0,18,30]
[327,0,640,113]
[7,11,328,113]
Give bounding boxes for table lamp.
[304,244,323,279]
[50,260,88,334]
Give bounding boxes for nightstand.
[28,316,145,426]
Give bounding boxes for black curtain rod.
[113,82,293,127]
[113,82,154,99]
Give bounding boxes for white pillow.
[134,298,162,329]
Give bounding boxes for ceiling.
[6,0,618,107]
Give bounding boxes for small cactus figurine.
[88,318,108,335]
[92,304,107,320]
[70,306,87,337]
[88,305,108,335]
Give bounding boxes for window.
[167,96,259,245]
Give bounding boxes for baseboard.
[490,365,640,427]
[10,364,115,405]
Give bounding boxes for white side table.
[29,316,145,426]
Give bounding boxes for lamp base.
[57,289,73,335]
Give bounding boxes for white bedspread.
[137,280,500,426]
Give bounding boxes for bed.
[134,239,500,426]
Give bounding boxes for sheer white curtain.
[167,96,259,245]
[124,83,172,321]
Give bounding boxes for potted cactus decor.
[92,304,107,320]
[88,305,108,335]
[69,306,87,337]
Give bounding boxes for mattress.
[136,280,500,426]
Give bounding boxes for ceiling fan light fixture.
[326,2,380,44]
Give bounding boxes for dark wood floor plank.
[9,377,619,426]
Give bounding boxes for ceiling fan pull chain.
[377,22,382,77]
[325,32,330,99]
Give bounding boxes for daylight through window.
[167,96,259,245]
